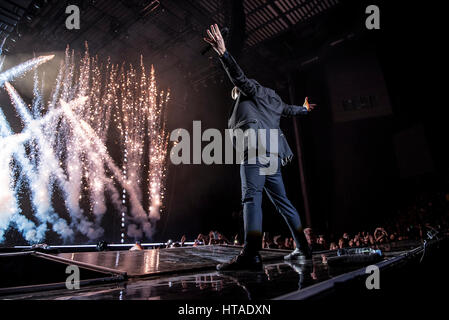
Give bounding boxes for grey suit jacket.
[219,51,308,165]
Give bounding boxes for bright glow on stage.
[0,45,170,243]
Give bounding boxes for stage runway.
[1,241,434,300]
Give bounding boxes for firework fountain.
[0,45,170,244]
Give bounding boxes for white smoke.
[0,47,169,244]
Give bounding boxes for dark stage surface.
[55,245,288,277]
[1,241,437,300]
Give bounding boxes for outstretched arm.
[203,24,257,97]
[282,97,316,116]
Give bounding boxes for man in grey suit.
[204,24,316,271]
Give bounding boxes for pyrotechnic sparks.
[0,45,170,243]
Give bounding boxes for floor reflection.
[13,257,369,300]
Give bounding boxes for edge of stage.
[0,238,447,300]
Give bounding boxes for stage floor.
[55,245,290,277]
[0,243,424,300]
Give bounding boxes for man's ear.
[232,86,240,100]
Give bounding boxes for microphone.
[201,27,229,55]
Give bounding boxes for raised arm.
[203,24,257,97]
[219,51,258,97]
[282,97,316,116]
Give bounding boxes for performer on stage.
[204,24,316,271]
